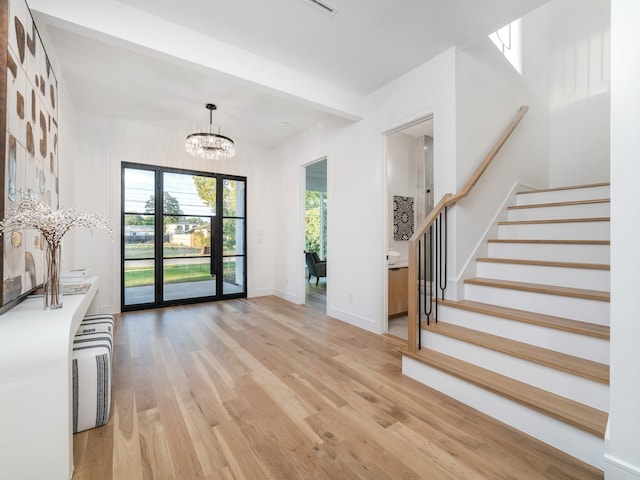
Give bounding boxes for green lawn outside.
[125,261,236,287]
[125,244,203,259]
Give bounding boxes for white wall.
[549,0,611,185]
[61,114,277,312]
[387,132,418,263]
[607,1,640,478]
[453,39,549,287]
[272,48,457,333]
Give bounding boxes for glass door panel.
[162,171,218,301]
[222,178,246,296]
[222,218,245,255]
[162,215,215,301]
[223,179,245,217]
[123,168,156,307]
[223,256,245,295]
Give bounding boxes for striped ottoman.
[72,329,112,433]
[77,313,115,336]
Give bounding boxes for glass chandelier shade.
[185,104,235,160]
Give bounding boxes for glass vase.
[43,242,63,309]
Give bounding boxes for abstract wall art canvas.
[1,0,59,311]
[393,195,414,241]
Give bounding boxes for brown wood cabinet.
[388,266,408,317]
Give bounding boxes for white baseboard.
[273,289,300,304]
[248,288,275,298]
[327,306,380,334]
[605,454,640,480]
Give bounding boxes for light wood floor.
[72,296,603,479]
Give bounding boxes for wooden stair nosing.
[403,349,608,437]
[465,277,610,302]
[508,198,610,210]
[423,321,609,383]
[476,257,610,271]
[498,217,610,226]
[487,239,610,245]
[516,182,610,195]
[438,299,609,340]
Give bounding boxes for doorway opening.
[385,116,434,339]
[304,158,327,309]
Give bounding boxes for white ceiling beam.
[29,0,364,121]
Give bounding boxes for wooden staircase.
[402,182,610,470]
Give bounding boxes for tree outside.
[145,192,183,223]
[305,190,327,258]
[192,176,238,255]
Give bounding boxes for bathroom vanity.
[388,264,408,317]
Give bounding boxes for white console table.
[0,278,98,480]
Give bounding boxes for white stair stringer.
[403,356,605,470]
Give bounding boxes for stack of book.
[61,269,92,284]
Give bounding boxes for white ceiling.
[29,0,548,148]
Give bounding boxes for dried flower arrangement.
[0,197,111,308]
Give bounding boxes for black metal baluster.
[434,217,439,324]
[440,206,448,300]
[417,234,422,350]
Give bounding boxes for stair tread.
[498,217,609,225]
[423,322,609,383]
[403,349,608,437]
[488,239,610,245]
[439,299,609,340]
[476,257,609,270]
[516,182,610,195]
[509,198,610,210]
[465,277,610,302]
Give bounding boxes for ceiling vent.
[301,0,338,16]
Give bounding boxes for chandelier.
[185,103,235,160]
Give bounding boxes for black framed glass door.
[122,163,246,311]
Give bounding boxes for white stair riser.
[487,242,610,263]
[464,283,609,325]
[507,202,609,222]
[498,221,609,241]
[516,186,610,205]
[403,357,604,469]
[438,305,609,364]
[476,262,610,291]
[421,333,609,411]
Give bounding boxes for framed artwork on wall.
[393,195,414,241]
[1,0,59,312]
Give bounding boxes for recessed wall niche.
[1,0,59,310]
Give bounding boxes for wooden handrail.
[407,105,529,353]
